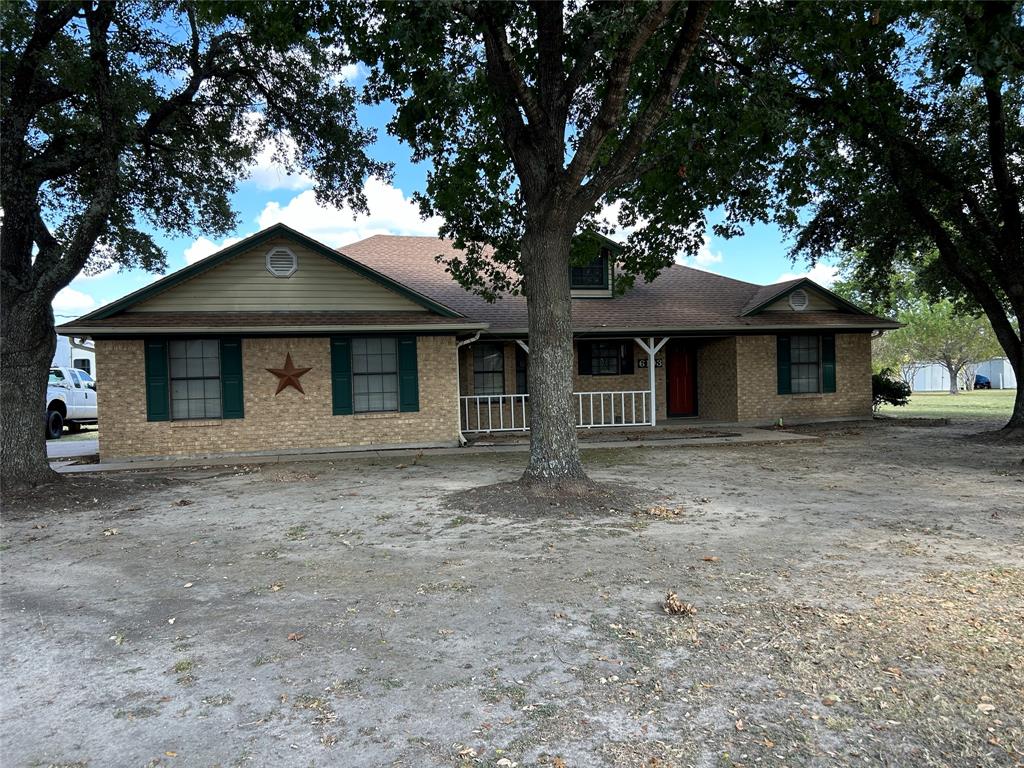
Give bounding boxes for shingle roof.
[338,235,898,335]
[740,279,806,315]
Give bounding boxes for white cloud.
[256,177,443,247]
[236,111,314,192]
[246,142,314,191]
[689,237,724,268]
[184,236,242,265]
[774,262,839,287]
[52,287,96,312]
[338,62,363,82]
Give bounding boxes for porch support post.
[634,336,669,426]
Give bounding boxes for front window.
[590,342,621,375]
[474,343,505,395]
[352,337,399,413]
[570,249,609,289]
[170,340,222,419]
[790,335,820,393]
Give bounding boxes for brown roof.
[338,235,898,335]
[57,311,485,336]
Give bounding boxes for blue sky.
[53,92,838,321]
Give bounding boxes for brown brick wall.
[696,337,739,421]
[734,333,873,423]
[95,335,461,460]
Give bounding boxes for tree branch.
[898,187,1023,370]
[531,0,566,130]
[34,0,120,301]
[563,0,678,188]
[981,75,1023,258]
[475,5,544,129]
[577,0,712,204]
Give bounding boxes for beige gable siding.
[129,238,428,313]
[762,289,838,312]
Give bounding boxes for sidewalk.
[52,427,818,474]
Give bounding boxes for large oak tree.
[768,1,1024,432]
[345,1,788,486]
[1,0,382,487]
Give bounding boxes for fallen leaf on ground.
[103,528,119,536]
[287,632,304,641]
[270,582,284,592]
[172,499,193,506]
[663,591,696,616]
[977,703,996,713]
[702,556,720,562]
[183,582,193,588]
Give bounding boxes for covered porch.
[457,335,741,434]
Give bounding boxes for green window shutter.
[330,336,353,415]
[578,342,592,375]
[821,334,836,393]
[144,338,169,421]
[619,342,634,375]
[398,335,419,412]
[220,338,244,419]
[776,335,792,395]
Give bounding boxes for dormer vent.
[266,246,298,278]
[788,288,809,311]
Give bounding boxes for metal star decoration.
[266,352,312,394]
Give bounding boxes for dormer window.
[570,248,610,290]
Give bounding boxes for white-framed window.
[170,340,222,419]
[473,343,505,395]
[790,335,820,393]
[265,246,298,277]
[352,337,399,412]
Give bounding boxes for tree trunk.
[1,284,60,490]
[520,220,588,485]
[1002,342,1024,430]
[943,362,960,395]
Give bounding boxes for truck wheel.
[46,410,64,440]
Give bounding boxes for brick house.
[57,223,898,460]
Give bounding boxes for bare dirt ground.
[2,418,1022,768]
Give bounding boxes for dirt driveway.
[3,420,1022,768]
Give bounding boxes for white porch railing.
[460,390,652,434]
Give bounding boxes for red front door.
[666,342,697,417]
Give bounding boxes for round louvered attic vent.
[788,288,809,311]
[266,246,298,277]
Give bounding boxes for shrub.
[872,368,912,411]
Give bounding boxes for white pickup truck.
[46,366,98,439]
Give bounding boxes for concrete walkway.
[53,427,818,475]
[46,438,99,459]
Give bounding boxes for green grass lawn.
[879,388,1017,421]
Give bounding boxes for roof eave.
[56,321,489,337]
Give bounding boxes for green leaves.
[2,0,383,280]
